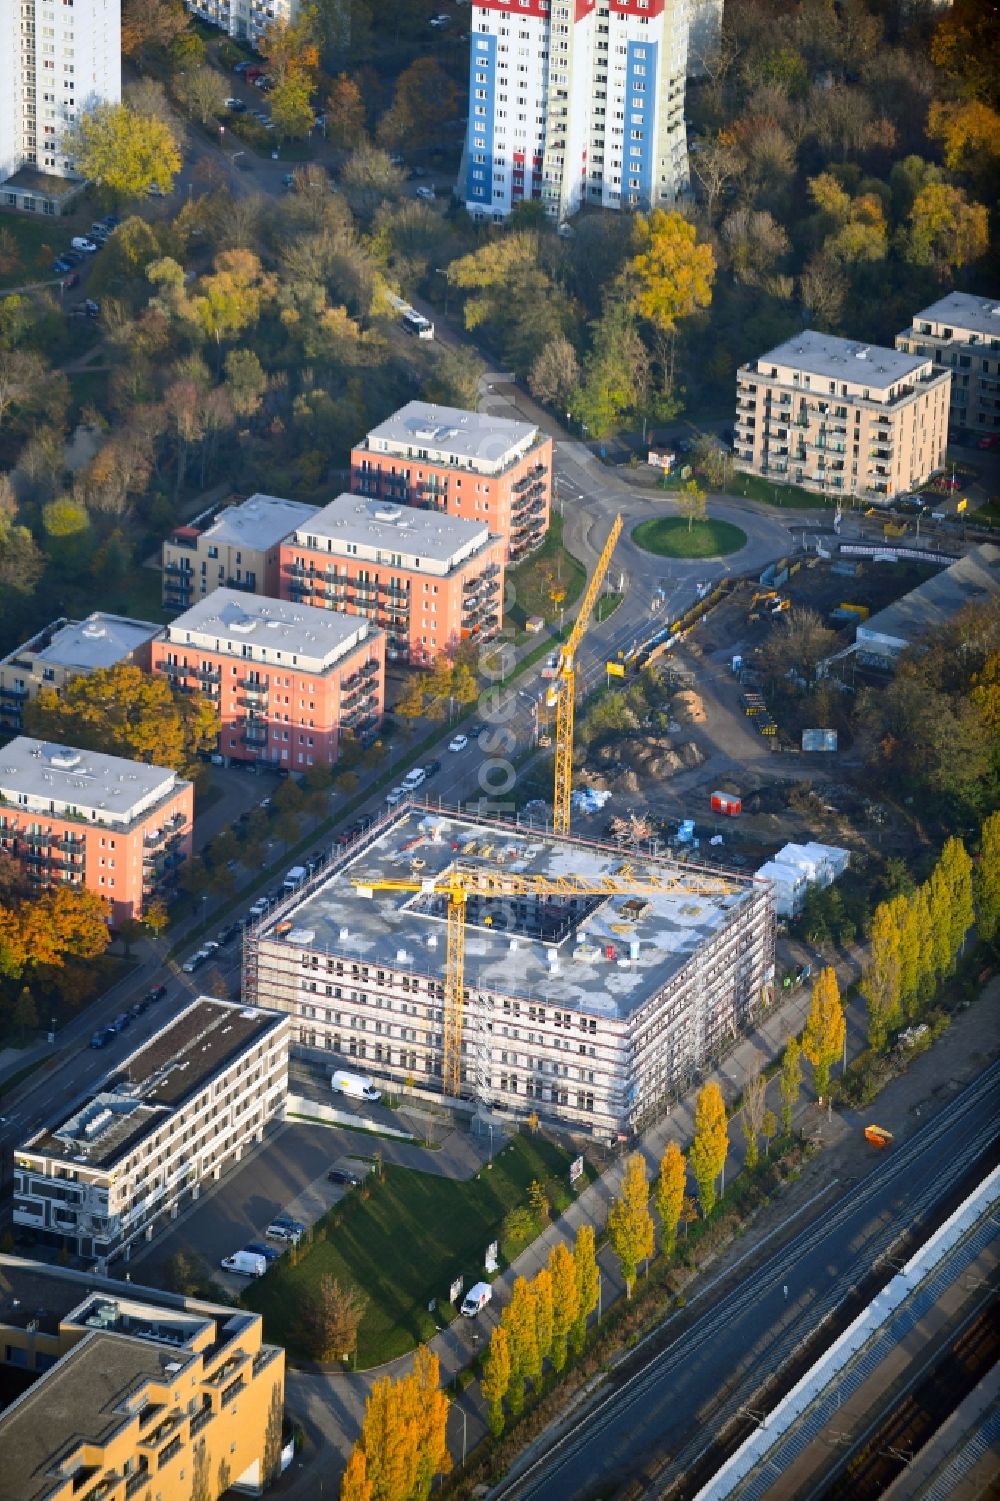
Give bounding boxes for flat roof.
[751,331,927,390]
[858,543,1000,649]
[293,494,494,567]
[22,998,284,1169]
[364,401,539,467]
[908,292,1000,339]
[0,738,181,823]
[259,810,759,1022]
[0,1331,170,1501]
[2,167,80,198]
[28,613,160,672]
[163,588,376,672]
[202,493,319,552]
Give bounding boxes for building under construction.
[244,806,775,1138]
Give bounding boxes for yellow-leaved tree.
[689,1081,729,1219]
[480,1324,511,1435]
[802,966,846,1097]
[626,209,716,334]
[654,1139,687,1258]
[861,902,901,1053]
[607,1151,655,1297]
[63,102,181,202]
[570,1224,600,1356]
[976,811,1000,945]
[501,1276,537,1415]
[547,1241,580,1371]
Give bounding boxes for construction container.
[710,791,742,816]
[864,1125,894,1149]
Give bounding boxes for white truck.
[282,865,308,895]
[221,1249,267,1277]
[460,1281,493,1317]
[331,1069,382,1103]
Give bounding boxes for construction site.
[243,806,775,1138]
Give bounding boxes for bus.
[402,309,434,340]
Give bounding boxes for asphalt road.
[494,1060,1000,1501]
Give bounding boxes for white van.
[385,786,408,807]
[331,1069,381,1102]
[221,1250,267,1277]
[403,767,426,788]
[460,1281,493,1317]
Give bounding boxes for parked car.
[128,1000,147,1019]
[221,1250,267,1277]
[415,185,436,200]
[460,1281,493,1317]
[90,1027,115,1049]
[448,734,469,752]
[181,941,218,974]
[265,1218,304,1245]
[52,258,72,274]
[61,250,84,265]
[233,60,252,72]
[145,985,167,1004]
[81,299,100,318]
[423,759,441,780]
[385,786,408,807]
[243,1240,282,1263]
[111,1013,131,1032]
[403,767,427,788]
[388,154,404,166]
[327,1166,363,1187]
[217,923,240,946]
[102,214,121,228]
[978,433,1000,450]
[70,237,97,253]
[248,898,270,918]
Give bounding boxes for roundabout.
[631,515,748,559]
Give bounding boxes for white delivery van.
[221,1250,267,1277]
[331,1069,382,1103]
[460,1281,493,1317]
[282,865,308,895]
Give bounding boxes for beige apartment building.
[735,332,951,500]
[162,494,319,611]
[0,613,160,735]
[0,1255,285,1500]
[896,292,1000,436]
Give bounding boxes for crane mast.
[549,514,623,836]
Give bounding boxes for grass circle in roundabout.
[631,516,748,559]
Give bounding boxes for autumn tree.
[762,1108,778,1158]
[340,1446,373,1501]
[528,335,580,411]
[570,1223,600,1356]
[976,811,1000,945]
[121,0,190,69]
[654,1139,686,1258]
[571,300,650,437]
[862,903,900,1053]
[299,1275,366,1361]
[780,1033,802,1134]
[377,59,459,148]
[802,967,846,1097]
[341,143,407,220]
[547,1241,580,1372]
[927,99,1000,171]
[689,1081,729,1219]
[677,478,707,533]
[0,888,111,981]
[398,1345,450,1500]
[191,249,276,354]
[940,836,975,966]
[607,1151,654,1297]
[759,607,838,685]
[25,662,219,774]
[888,893,920,1021]
[176,65,226,125]
[532,1266,554,1372]
[481,1324,511,1435]
[740,1055,767,1170]
[63,103,181,201]
[626,209,716,334]
[501,1276,536,1414]
[0,348,47,431]
[904,182,988,278]
[271,71,316,141]
[327,73,368,147]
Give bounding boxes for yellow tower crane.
[354,861,740,1097]
[547,514,623,838]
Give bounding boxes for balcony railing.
[124,1469,151,1499]
[189,1404,215,1438]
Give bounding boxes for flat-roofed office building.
[13,997,289,1264]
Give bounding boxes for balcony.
[124,1469,151,1499]
[242,724,269,746]
[221,1376,247,1408]
[0,684,28,700]
[190,1404,215,1438]
[190,666,221,683]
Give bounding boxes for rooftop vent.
[855,346,871,360]
[46,747,82,770]
[81,623,107,639]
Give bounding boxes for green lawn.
[632,516,747,559]
[242,1134,579,1367]
[730,473,835,509]
[595,591,624,623]
[504,512,586,630]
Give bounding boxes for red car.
[977,433,1000,450]
[62,271,80,289]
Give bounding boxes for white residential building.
[184,0,299,48]
[13,997,289,1263]
[0,0,120,212]
[461,0,689,223]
